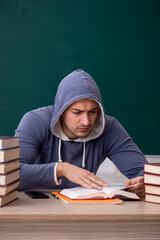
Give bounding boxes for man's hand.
[57,162,108,190]
[124,176,145,199]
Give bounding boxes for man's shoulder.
[103,115,122,133]
[30,105,53,118]
[24,105,54,125]
[104,114,117,125]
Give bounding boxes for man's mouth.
[78,127,90,132]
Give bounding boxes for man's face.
[61,98,99,139]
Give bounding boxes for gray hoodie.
[15,69,147,190]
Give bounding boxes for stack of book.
[144,162,160,204]
[0,136,20,207]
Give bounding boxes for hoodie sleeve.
[106,117,148,179]
[15,111,61,190]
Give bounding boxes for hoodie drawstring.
[82,142,86,168]
[58,139,62,163]
[58,139,86,168]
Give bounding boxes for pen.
[52,192,59,199]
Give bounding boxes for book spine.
[145,193,160,197]
[144,183,160,187]
[144,171,160,176]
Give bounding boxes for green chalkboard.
[0,0,160,154]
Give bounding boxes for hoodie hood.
[50,69,105,142]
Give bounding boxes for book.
[144,163,160,204]
[0,190,18,207]
[52,192,123,204]
[0,136,19,150]
[0,179,20,196]
[0,159,20,174]
[144,172,160,185]
[57,185,140,200]
[145,183,160,196]
[145,193,160,204]
[144,162,160,175]
[0,169,20,185]
[0,147,20,162]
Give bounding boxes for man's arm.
[103,117,148,198]
[57,162,108,190]
[124,176,145,199]
[15,110,59,190]
[106,117,148,179]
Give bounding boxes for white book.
[60,185,140,200]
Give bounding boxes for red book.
[144,171,160,185]
[145,183,160,196]
[145,193,160,204]
[144,162,160,175]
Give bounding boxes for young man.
[15,69,147,198]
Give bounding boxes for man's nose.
[81,114,90,126]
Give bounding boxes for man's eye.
[90,110,97,114]
[73,112,80,115]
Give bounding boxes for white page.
[61,185,125,198]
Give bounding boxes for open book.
[59,185,140,200]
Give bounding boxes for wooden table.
[0,191,160,239]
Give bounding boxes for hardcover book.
[144,172,160,185]
[57,185,140,201]
[0,136,19,150]
[145,183,160,196]
[0,169,20,185]
[0,179,20,196]
[0,190,18,207]
[145,193,160,204]
[144,162,160,175]
[0,159,20,174]
[0,147,20,162]
[52,192,123,204]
